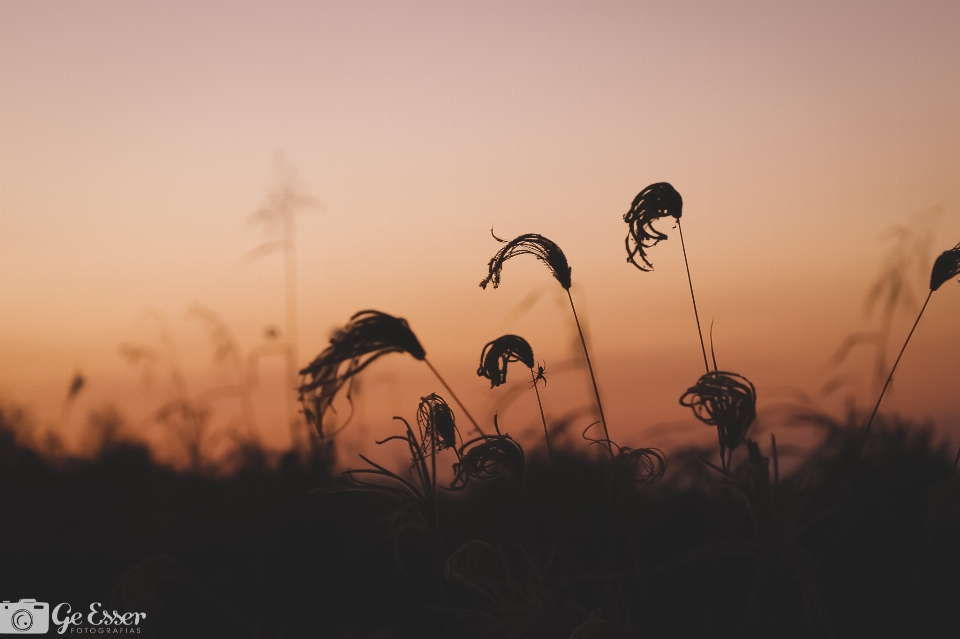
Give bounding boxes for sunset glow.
[2,0,959,467]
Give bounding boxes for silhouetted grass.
[4,178,958,639]
[624,183,760,475]
[480,231,614,459]
[6,399,958,638]
[680,371,757,472]
[860,239,960,453]
[625,182,709,372]
[298,309,485,439]
[477,335,552,459]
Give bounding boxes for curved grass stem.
[531,368,552,460]
[677,220,709,374]
[430,426,438,531]
[428,431,451,639]
[858,289,933,456]
[566,289,613,459]
[424,358,485,436]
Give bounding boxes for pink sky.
[2,0,959,466]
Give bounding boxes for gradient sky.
[2,0,959,465]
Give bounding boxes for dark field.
[2,405,959,639]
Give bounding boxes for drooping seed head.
[450,433,525,490]
[679,371,756,459]
[477,334,535,388]
[930,241,960,291]
[624,182,683,271]
[479,231,572,290]
[416,393,458,452]
[612,446,667,487]
[298,310,426,438]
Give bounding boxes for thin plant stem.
[424,358,485,436]
[715,426,728,473]
[858,289,933,456]
[430,427,438,532]
[531,368,552,460]
[428,432,451,639]
[677,220,709,374]
[566,289,614,459]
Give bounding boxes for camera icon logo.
[1,600,49,634]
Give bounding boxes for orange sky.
[2,0,959,466]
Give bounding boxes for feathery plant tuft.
[416,393,460,453]
[478,335,552,458]
[680,371,757,472]
[583,422,666,490]
[343,398,523,512]
[623,182,683,272]
[625,182,709,372]
[449,416,525,490]
[480,231,613,458]
[930,241,960,291]
[299,309,483,438]
[479,230,571,291]
[298,310,425,438]
[860,239,960,453]
[610,446,667,494]
[477,335,535,387]
[612,446,667,486]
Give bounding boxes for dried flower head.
[679,371,756,466]
[479,231,572,290]
[449,421,525,490]
[624,182,683,271]
[580,423,666,488]
[416,393,458,453]
[298,310,426,437]
[477,335,535,388]
[612,446,667,487]
[930,241,960,291]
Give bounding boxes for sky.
[2,0,959,466]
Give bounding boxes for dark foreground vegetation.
[4,184,958,637]
[2,405,959,639]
